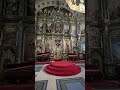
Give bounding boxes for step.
[44,61,81,76]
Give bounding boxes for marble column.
[100,0,115,79]
[16,22,23,63]
[85,25,89,62]
[103,20,115,78]
[103,20,112,63]
[77,20,81,53]
[16,0,24,63]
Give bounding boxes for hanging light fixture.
[79,2,85,13]
[65,0,85,13]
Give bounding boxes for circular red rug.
[44,61,81,76]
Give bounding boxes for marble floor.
[35,63,85,90]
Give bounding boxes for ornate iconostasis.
[35,0,85,60]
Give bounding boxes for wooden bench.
[37,53,50,62]
[67,53,78,61]
[86,64,103,81]
[0,85,34,90]
[4,61,34,84]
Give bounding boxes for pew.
[0,85,34,90]
[86,64,103,82]
[37,53,50,62]
[86,84,95,90]
[67,53,78,61]
[116,64,120,81]
[4,61,34,84]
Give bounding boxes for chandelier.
[65,0,85,13]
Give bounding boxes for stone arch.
[35,0,82,20]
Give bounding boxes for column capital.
[18,21,24,32]
[104,19,110,26]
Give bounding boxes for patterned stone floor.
[35,63,85,90]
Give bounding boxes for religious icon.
[42,23,47,33]
[45,37,52,53]
[6,0,18,15]
[71,25,76,35]
[48,10,51,17]
[55,22,62,33]
[64,24,69,34]
[23,33,35,60]
[36,39,42,46]
[73,47,77,54]
[71,37,77,49]
[111,36,120,61]
[64,39,70,53]
[65,43,69,52]
[43,9,47,14]
[47,26,51,33]
[3,32,16,46]
[55,43,62,58]
[69,13,72,20]
[65,13,69,20]
[36,46,42,54]
[46,23,52,33]
[54,40,62,58]
[45,41,50,52]
[39,10,43,17]
[38,23,43,33]
[36,36,43,54]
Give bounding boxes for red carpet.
[0,85,34,90]
[87,80,120,88]
[35,60,85,64]
[71,60,85,63]
[44,61,81,76]
[35,61,51,64]
[86,84,95,90]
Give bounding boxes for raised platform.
[35,60,85,64]
[44,61,81,76]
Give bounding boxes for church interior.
[0,0,120,90]
[35,0,86,90]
